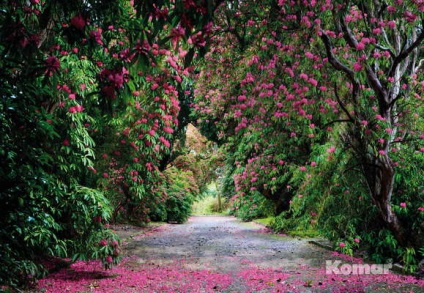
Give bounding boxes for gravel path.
[117,215,423,292]
[123,216,328,273]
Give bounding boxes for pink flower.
[99,239,108,246]
[159,136,171,148]
[354,238,360,243]
[375,114,385,121]
[372,28,381,34]
[356,42,365,50]
[163,127,174,134]
[90,28,103,45]
[45,56,60,75]
[299,73,308,80]
[75,105,84,112]
[353,62,362,72]
[418,207,424,212]
[70,14,86,30]
[339,242,346,248]
[105,256,113,263]
[327,146,336,153]
[378,150,386,155]
[387,20,396,29]
[387,5,396,13]
[400,202,406,208]
[308,78,318,87]
[237,95,247,102]
[404,11,417,22]
[305,52,314,59]
[63,139,70,146]
[311,162,317,167]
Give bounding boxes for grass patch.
[254,217,274,227]
[286,229,320,238]
[192,195,227,215]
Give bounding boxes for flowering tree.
[316,0,424,248]
[0,0,223,288]
[194,0,424,267]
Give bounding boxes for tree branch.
[334,82,355,123]
[323,119,353,128]
[320,30,360,103]
[320,31,356,84]
[365,65,387,103]
[339,15,359,48]
[388,23,424,78]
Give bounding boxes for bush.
[270,143,424,272]
[149,167,198,224]
[0,184,120,289]
[230,191,274,222]
[165,192,194,223]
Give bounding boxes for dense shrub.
[230,191,274,222]
[149,167,198,223]
[270,143,424,272]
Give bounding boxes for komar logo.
[326,260,392,275]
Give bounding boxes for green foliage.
[230,191,275,222]
[162,167,198,223]
[0,0,220,289]
[208,196,229,214]
[192,195,218,215]
[192,184,228,215]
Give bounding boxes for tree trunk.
[362,153,407,246]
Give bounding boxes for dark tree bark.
[362,153,407,246]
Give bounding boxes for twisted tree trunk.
[362,153,407,246]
